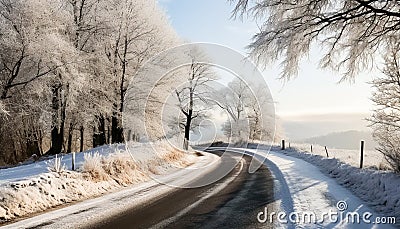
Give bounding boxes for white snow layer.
[1,152,220,229]
[1,143,399,228]
[248,147,398,228]
[290,143,387,169]
[0,141,201,223]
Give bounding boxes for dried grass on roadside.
[0,141,198,222]
[82,152,147,185]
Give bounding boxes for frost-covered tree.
[216,78,274,142]
[174,55,216,150]
[216,79,247,122]
[215,79,249,140]
[369,39,400,173]
[63,0,114,150]
[0,0,78,158]
[0,0,180,165]
[0,0,71,103]
[230,0,400,80]
[103,0,178,143]
[125,45,218,146]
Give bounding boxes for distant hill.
[300,130,377,150]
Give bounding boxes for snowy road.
[2,150,277,229]
[89,150,276,229]
[1,147,397,229]
[87,148,397,229]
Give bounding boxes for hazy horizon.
[281,112,371,141]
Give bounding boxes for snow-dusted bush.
[82,151,147,185]
[374,131,400,173]
[45,155,66,173]
[82,152,109,182]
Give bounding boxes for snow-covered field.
[289,143,388,170]
[0,141,198,223]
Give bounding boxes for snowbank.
[0,152,219,229]
[242,148,395,228]
[266,145,400,225]
[0,141,197,223]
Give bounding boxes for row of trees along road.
[0,0,179,165]
[230,0,400,172]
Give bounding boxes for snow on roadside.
[0,141,198,223]
[246,145,399,228]
[0,144,123,186]
[0,152,220,229]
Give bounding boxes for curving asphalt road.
[86,150,276,229]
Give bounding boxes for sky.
[158,0,378,140]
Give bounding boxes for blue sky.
[159,0,376,139]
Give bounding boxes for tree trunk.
[67,122,73,153]
[37,127,43,155]
[182,76,194,150]
[25,128,40,158]
[49,127,63,155]
[110,36,128,144]
[59,84,68,151]
[111,109,124,143]
[93,115,106,147]
[26,139,40,158]
[184,117,192,142]
[79,126,84,152]
[184,109,193,150]
[47,84,63,155]
[92,126,97,148]
[99,115,106,145]
[107,124,111,144]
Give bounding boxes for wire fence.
[280,140,389,170]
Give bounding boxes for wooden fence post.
[281,140,285,150]
[311,145,313,153]
[324,146,329,158]
[360,141,365,169]
[72,152,76,171]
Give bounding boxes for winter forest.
[0,0,274,166]
[1,0,400,175]
[0,0,181,165]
